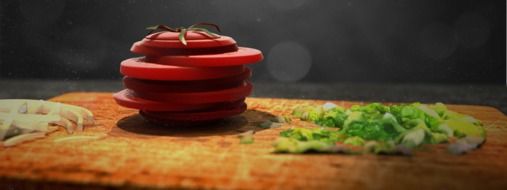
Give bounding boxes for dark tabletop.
[0,80,506,114]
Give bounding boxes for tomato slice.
[113,89,231,111]
[131,41,238,57]
[131,42,164,56]
[132,82,252,104]
[120,58,245,80]
[140,101,247,122]
[123,68,251,93]
[143,47,263,67]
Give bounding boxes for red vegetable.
[140,102,246,122]
[133,82,252,104]
[113,89,222,111]
[120,58,245,81]
[113,27,263,124]
[122,68,251,93]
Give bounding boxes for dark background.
[0,0,505,84]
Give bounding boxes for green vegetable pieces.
[274,128,347,153]
[239,130,255,144]
[275,102,486,155]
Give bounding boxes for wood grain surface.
[1,92,507,190]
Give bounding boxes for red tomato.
[133,82,252,104]
[120,58,245,80]
[143,47,263,67]
[113,89,230,111]
[131,41,239,57]
[123,68,251,93]
[114,30,261,123]
[140,101,247,122]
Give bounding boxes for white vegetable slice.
[47,102,61,115]
[61,109,84,131]
[3,132,46,147]
[0,112,61,122]
[54,134,106,143]
[448,137,485,155]
[0,99,94,119]
[18,102,28,114]
[0,99,96,147]
[48,126,59,133]
[416,104,440,119]
[63,106,94,126]
[0,117,14,140]
[322,102,337,111]
[12,120,50,132]
[50,119,75,134]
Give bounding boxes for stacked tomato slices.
[113,31,263,124]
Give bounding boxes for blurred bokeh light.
[0,0,504,84]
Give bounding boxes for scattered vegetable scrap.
[274,102,486,155]
[258,116,291,129]
[238,130,255,144]
[0,99,95,147]
[3,132,47,147]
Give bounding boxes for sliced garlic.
[53,134,106,143]
[3,132,46,147]
[0,99,95,147]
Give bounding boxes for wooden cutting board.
[1,92,507,190]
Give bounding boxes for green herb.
[146,23,221,46]
[238,130,254,144]
[343,136,365,146]
[273,137,333,153]
[275,128,345,153]
[274,102,485,155]
[271,116,292,123]
[279,128,345,144]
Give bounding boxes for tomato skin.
[123,68,251,93]
[143,47,263,67]
[131,41,239,57]
[114,31,263,123]
[113,89,231,111]
[120,58,245,81]
[132,82,252,104]
[140,102,247,122]
[130,42,164,56]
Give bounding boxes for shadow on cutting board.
[111,109,275,138]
